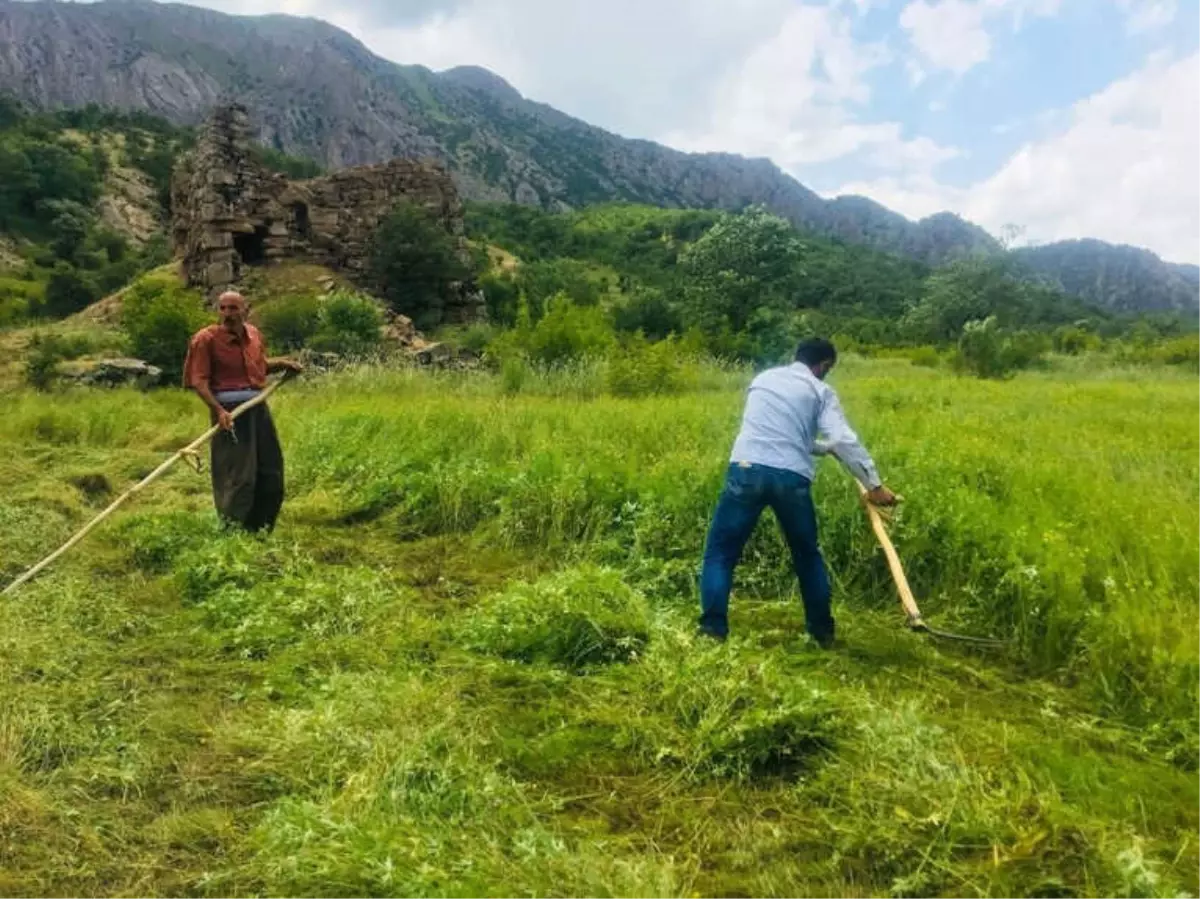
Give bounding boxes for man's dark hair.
[795,337,837,367]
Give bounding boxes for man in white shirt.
[699,338,897,646]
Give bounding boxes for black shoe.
[810,633,836,650]
[697,626,728,643]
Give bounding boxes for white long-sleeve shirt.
[728,362,882,489]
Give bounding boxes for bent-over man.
[183,290,303,532]
[698,338,897,647]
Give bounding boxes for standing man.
[183,290,303,532]
[698,338,897,646]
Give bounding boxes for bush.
[605,334,696,397]
[22,331,97,389]
[308,290,383,356]
[465,565,651,670]
[0,276,44,325]
[121,271,208,382]
[954,316,1047,379]
[479,270,520,326]
[366,201,470,330]
[517,258,610,315]
[256,293,322,352]
[613,286,681,339]
[523,293,614,366]
[43,264,99,318]
[1053,325,1099,355]
[23,333,65,389]
[1152,334,1199,370]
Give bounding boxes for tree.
[43,265,99,318]
[121,272,208,382]
[677,206,803,337]
[955,316,1047,379]
[47,199,92,262]
[366,202,470,330]
[902,256,1030,343]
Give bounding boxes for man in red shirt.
[183,290,303,532]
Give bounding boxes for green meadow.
[1,357,1196,897]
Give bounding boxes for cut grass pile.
[0,357,1195,897]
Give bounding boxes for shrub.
[523,293,614,366]
[23,333,65,389]
[0,276,45,325]
[464,565,651,669]
[955,316,1047,379]
[479,270,520,326]
[1053,325,1099,356]
[308,290,383,356]
[1152,334,1199,370]
[120,271,209,382]
[605,334,695,397]
[366,201,469,330]
[256,293,322,352]
[612,286,681,339]
[43,264,100,318]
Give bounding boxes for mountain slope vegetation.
[0,0,1195,314]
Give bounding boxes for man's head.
[217,291,248,332]
[795,337,837,380]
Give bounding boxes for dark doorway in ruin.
[234,225,269,266]
[291,202,311,240]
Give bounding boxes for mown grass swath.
[1,356,1195,897]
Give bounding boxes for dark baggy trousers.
[210,402,284,532]
[698,462,833,642]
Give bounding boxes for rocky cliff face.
[1012,241,1200,314]
[0,0,996,268]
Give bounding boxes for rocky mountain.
[1012,241,1200,314]
[0,0,996,267]
[0,0,1194,313]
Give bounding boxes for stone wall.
[171,104,484,323]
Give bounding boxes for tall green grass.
[0,357,1196,896]
[252,361,1199,734]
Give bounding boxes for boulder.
[296,349,343,372]
[382,311,418,346]
[407,342,480,370]
[61,358,163,389]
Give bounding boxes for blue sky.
[192,0,1199,261]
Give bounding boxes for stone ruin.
[170,104,484,324]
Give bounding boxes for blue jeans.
[699,463,833,641]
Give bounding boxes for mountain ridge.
[0,0,1195,313]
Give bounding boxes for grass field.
[1,357,1196,897]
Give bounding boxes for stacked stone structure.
[171,104,483,322]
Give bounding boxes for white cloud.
[1117,0,1178,33]
[899,0,992,74]
[831,52,1200,263]
[661,3,961,177]
[899,0,1062,75]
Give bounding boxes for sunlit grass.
[0,357,1195,897]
